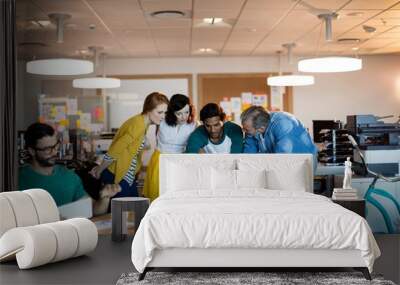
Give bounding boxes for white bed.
[131,154,380,280]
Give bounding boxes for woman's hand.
[100,184,121,199]
[90,165,103,179]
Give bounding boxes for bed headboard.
[159,154,314,195]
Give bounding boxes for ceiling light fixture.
[297,13,362,73]
[151,10,186,19]
[27,59,94,75]
[203,17,223,24]
[267,46,315,87]
[196,17,231,28]
[267,75,314,86]
[73,77,120,89]
[73,49,120,89]
[192,48,218,55]
[48,13,71,43]
[298,57,362,73]
[363,25,376,33]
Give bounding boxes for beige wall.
[293,55,400,130]
[105,54,400,130]
[18,54,400,131]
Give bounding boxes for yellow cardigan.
[106,114,148,183]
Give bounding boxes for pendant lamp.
[267,75,314,86]
[298,57,362,73]
[267,44,314,87]
[73,77,120,89]
[297,13,362,73]
[27,59,94,75]
[73,49,121,89]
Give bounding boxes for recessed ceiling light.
[352,47,359,51]
[337,38,361,45]
[346,11,364,17]
[196,18,232,28]
[151,10,186,19]
[29,20,52,29]
[192,48,218,55]
[37,20,52,27]
[65,23,77,29]
[203,18,223,24]
[363,25,376,33]
[76,49,89,55]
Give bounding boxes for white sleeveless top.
[157,121,196,153]
[203,136,232,154]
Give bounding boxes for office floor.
[0,236,134,285]
[1,235,398,285]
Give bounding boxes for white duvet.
[131,190,380,273]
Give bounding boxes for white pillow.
[265,163,307,191]
[167,162,211,191]
[212,168,236,190]
[236,169,267,189]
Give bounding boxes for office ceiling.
[16,0,400,59]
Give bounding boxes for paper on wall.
[220,100,232,114]
[80,113,92,131]
[231,97,242,113]
[54,106,67,121]
[252,94,268,109]
[67,98,78,115]
[271,86,284,111]
[241,92,252,111]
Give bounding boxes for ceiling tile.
[245,0,299,10]
[295,0,353,10]
[341,0,400,10]
[194,0,245,10]
[140,0,192,12]
[16,0,400,58]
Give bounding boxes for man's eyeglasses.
[34,141,60,154]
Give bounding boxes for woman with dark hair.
[143,94,196,201]
[90,92,169,198]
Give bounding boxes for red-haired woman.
[91,92,169,197]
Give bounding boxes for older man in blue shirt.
[241,106,317,167]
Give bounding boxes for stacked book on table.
[332,188,359,200]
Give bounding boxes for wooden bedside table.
[332,199,365,218]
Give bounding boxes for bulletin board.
[197,73,293,114]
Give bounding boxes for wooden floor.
[0,235,398,285]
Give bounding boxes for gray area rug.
[116,271,396,285]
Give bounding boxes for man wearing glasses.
[18,123,120,215]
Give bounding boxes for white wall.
[293,55,400,130]
[104,54,400,130]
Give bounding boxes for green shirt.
[18,164,87,206]
[185,121,243,153]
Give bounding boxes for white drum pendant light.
[298,57,362,72]
[297,13,362,73]
[73,77,120,89]
[72,50,120,89]
[27,59,94,75]
[267,44,314,87]
[268,75,314,86]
